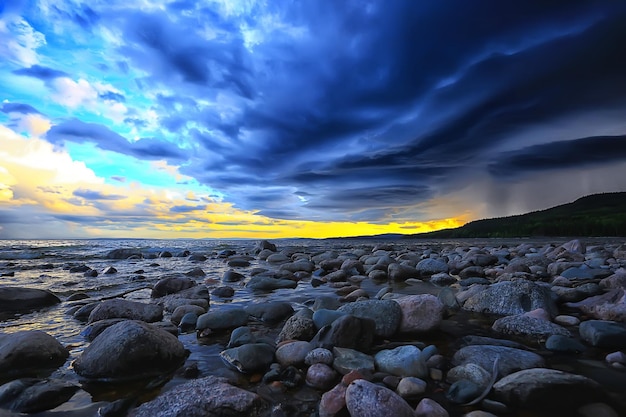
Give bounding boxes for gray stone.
[245,274,297,290]
[395,294,444,333]
[220,343,275,373]
[87,299,163,323]
[106,248,142,259]
[130,375,267,417]
[196,308,249,332]
[245,301,293,323]
[178,313,198,333]
[171,304,206,326]
[462,280,557,317]
[312,309,346,329]
[388,263,420,281]
[275,341,312,366]
[311,314,375,351]
[73,320,187,380]
[305,348,334,366]
[338,299,402,338]
[579,320,626,348]
[333,347,375,374]
[447,363,491,389]
[545,334,586,353]
[306,363,338,390]
[374,345,427,378]
[491,315,571,340]
[0,287,60,312]
[81,318,126,341]
[151,275,197,298]
[452,345,545,376]
[415,398,449,417]
[0,378,79,413]
[277,312,316,342]
[446,379,481,404]
[493,368,605,411]
[222,270,245,282]
[345,379,415,417]
[396,376,427,397]
[0,331,68,379]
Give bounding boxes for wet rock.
[395,294,444,333]
[266,253,290,263]
[227,258,251,268]
[458,335,526,349]
[178,313,199,333]
[545,334,586,353]
[374,345,428,378]
[491,314,571,340]
[345,379,415,417]
[306,363,338,390]
[171,304,206,326]
[566,288,626,322]
[452,345,545,376]
[305,348,334,366]
[312,309,346,329]
[0,286,60,312]
[255,240,277,253]
[447,363,491,389]
[319,381,347,417]
[0,378,79,413]
[222,270,245,282]
[103,266,117,274]
[188,253,207,262]
[430,272,457,286]
[396,376,427,397]
[151,275,197,298]
[130,375,267,417]
[493,368,605,411]
[106,248,142,259]
[338,299,402,338]
[0,330,69,379]
[227,327,256,348]
[277,311,316,342]
[184,267,205,277]
[276,341,312,366]
[311,314,375,351]
[245,301,293,323]
[579,320,626,348]
[81,318,127,341]
[415,398,449,417]
[88,299,163,323]
[280,260,315,273]
[220,343,275,373]
[211,285,235,298]
[388,263,419,281]
[446,379,482,404]
[461,279,557,317]
[73,320,187,380]
[196,308,249,332]
[246,274,297,290]
[333,347,375,375]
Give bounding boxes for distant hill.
[407,192,626,238]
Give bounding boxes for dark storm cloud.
[1,102,42,115]
[47,119,188,161]
[490,135,626,176]
[73,189,125,200]
[12,65,69,80]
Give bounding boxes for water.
[1,238,625,417]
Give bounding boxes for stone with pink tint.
[415,398,449,417]
[395,294,444,333]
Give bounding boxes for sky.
[1,0,626,239]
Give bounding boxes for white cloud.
[0,17,46,66]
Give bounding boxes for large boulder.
[151,275,197,298]
[0,287,60,312]
[106,248,142,259]
[73,320,187,380]
[493,368,605,412]
[0,331,68,379]
[395,294,444,333]
[130,375,267,417]
[87,299,163,323]
[462,280,557,317]
[338,300,402,338]
[452,344,545,377]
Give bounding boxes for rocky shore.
[1,238,626,416]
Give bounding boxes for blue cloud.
[73,189,126,200]
[1,102,42,115]
[12,65,69,80]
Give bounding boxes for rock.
[106,248,142,259]
[312,309,346,329]
[103,266,117,274]
[305,348,334,366]
[266,253,290,263]
[245,301,293,323]
[151,275,197,298]
[452,345,545,376]
[220,343,275,373]
[319,381,348,417]
[275,341,312,366]
[185,267,205,277]
[545,334,586,353]
[246,274,297,290]
[81,318,127,341]
[211,286,234,298]
[446,379,482,404]
[430,272,457,286]
[374,345,427,378]
[561,266,610,280]
[306,363,338,390]
[577,402,620,417]
[566,288,626,322]
[255,240,277,253]
[0,331,68,379]
[554,315,580,326]
[333,347,375,375]
[395,294,444,333]
[0,378,79,413]
[415,398,449,417]
[396,376,427,397]
[227,327,256,348]
[345,379,415,417]
[277,312,316,342]
[579,320,626,348]
[73,320,187,380]
[178,313,198,333]
[605,351,626,365]
[188,253,207,262]
[462,280,557,317]
[459,265,485,279]
[447,363,491,389]
[280,260,315,273]
[491,315,571,340]
[493,368,605,411]
[222,270,245,282]
[0,287,60,312]
[338,299,402,338]
[130,375,267,417]
[388,263,420,281]
[311,314,375,351]
[196,308,249,332]
[171,304,206,326]
[227,258,250,268]
[87,299,163,323]
[416,258,449,275]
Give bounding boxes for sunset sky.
[1,0,626,239]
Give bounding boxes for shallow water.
[1,238,625,417]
